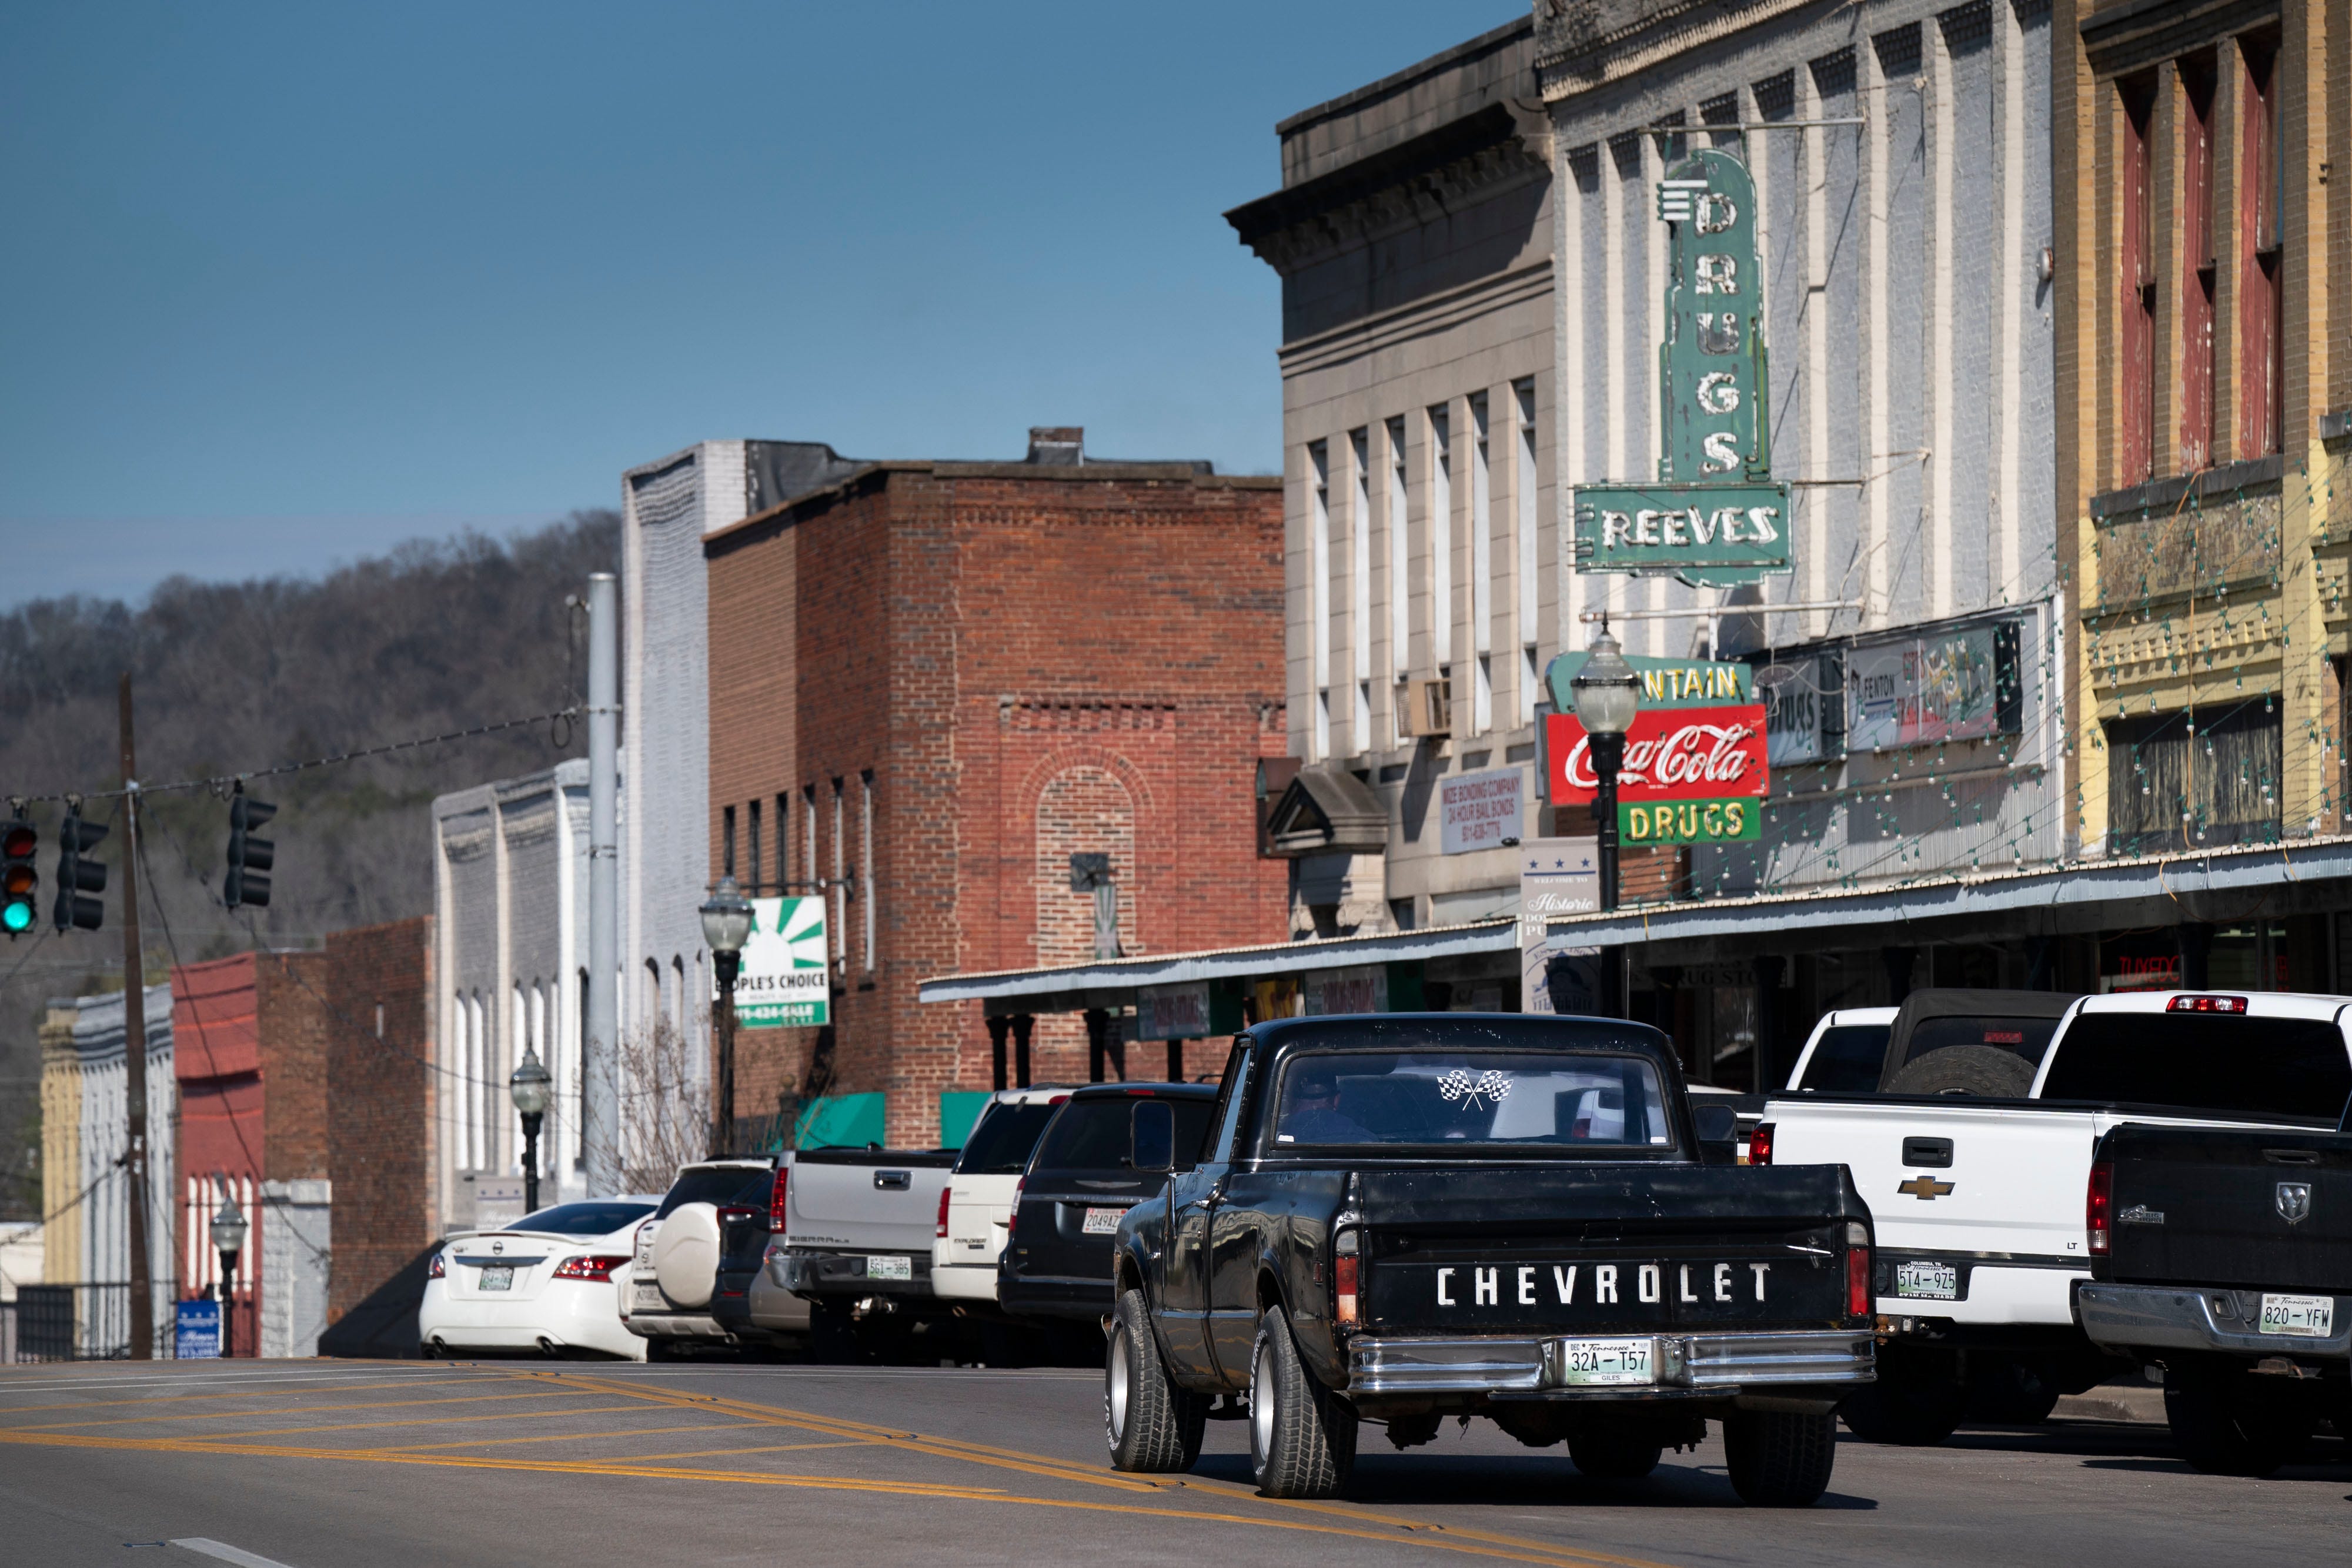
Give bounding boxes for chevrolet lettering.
[1101,1015,1876,1507]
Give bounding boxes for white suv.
[620,1158,777,1356]
[933,1087,1073,1302]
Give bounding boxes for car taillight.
[2087,1159,2112,1255]
[1748,1122,1775,1166]
[1006,1178,1023,1242]
[553,1255,630,1281]
[717,1205,756,1231]
[1845,1221,1870,1318]
[1333,1229,1359,1327]
[937,1185,952,1240]
[428,1252,446,1279]
[769,1168,789,1230]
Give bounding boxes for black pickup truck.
[1105,1014,1878,1505]
[2076,1118,2352,1474]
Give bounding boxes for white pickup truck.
[1755,988,2352,1443]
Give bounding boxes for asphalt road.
[1,1357,2344,1568]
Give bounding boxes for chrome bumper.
[2074,1282,2350,1360]
[1347,1329,1875,1398]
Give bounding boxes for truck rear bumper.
[1346,1329,1875,1398]
[776,1246,935,1300]
[2074,1282,2350,1360]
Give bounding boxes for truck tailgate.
[2103,1124,2352,1291]
[786,1149,954,1254]
[1766,1098,2103,1263]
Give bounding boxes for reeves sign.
[1544,707,1768,805]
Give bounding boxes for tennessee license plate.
[1554,1337,1655,1386]
[2258,1293,2334,1338]
[866,1254,911,1282]
[477,1266,513,1292]
[1083,1207,1124,1235]
[1894,1261,1958,1300]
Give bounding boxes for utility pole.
[118,674,152,1359]
[583,573,620,1196]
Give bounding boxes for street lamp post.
[510,1045,552,1216]
[700,875,754,1159]
[211,1193,248,1359]
[1569,624,1642,1018]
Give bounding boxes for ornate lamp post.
[211,1193,248,1359]
[700,875,754,1158]
[1570,624,1641,1017]
[510,1045,552,1216]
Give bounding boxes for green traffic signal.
[1,900,30,934]
[1,816,36,937]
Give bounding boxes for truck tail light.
[2086,1159,2112,1255]
[2166,994,2246,1014]
[1006,1179,1023,1242]
[769,1167,789,1231]
[1748,1122,1775,1166]
[553,1255,630,1281]
[1333,1229,1359,1326]
[1845,1221,1870,1318]
[937,1185,952,1240]
[427,1251,446,1279]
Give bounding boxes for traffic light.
[2,814,36,936]
[226,792,276,910]
[54,808,107,932]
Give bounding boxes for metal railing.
[3,1284,178,1362]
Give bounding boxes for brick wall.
[254,952,330,1182]
[707,462,1288,1142]
[325,917,433,1323]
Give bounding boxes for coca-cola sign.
[1544,707,1769,805]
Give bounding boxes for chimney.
[1026,427,1084,466]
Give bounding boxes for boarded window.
[2104,704,2281,854]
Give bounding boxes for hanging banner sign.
[1845,621,2021,752]
[1544,707,1769,806]
[1571,147,1791,588]
[726,896,831,1027]
[1137,982,1211,1041]
[1304,965,1387,1017]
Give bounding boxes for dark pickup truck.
[1105,1014,1878,1505]
[2076,1117,2352,1474]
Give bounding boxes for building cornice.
[1535,0,1825,103]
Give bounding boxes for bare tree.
[617,1014,710,1192]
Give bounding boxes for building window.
[1386,416,1408,694]
[803,785,818,906]
[1309,438,1331,760]
[721,804,737,879]
[1515,379,1539,724]
[830,780,846,974]
[776,793,791,890]
[747,799,763,894]
[2119,73,2156,487]
[2178,58,2216,472]
[2238,34,2282,459]
[860,770,876,974]
[1469,391,1492,734]
[1349,427,1371,754]
[1429,404,1452,673]
[575,967,589,1169]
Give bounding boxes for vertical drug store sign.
[1572,147,1791,586]
[1545,652,1768,844]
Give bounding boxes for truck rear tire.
[1884,1044,2035,1096]
[1249,1305,1356,1499]
[1839,1353,1966,1445]
[1568,1433,1662,1479]
[1105,1288,1205,1473]
[1722,1410,1838,1506]
[2165,1365,2316,1476]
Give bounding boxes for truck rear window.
[1270,1051,1671,1149]
[1033,1097,1215,1173]
[1798,1025,1892,1093]
[654,1167,771,1218]
[2040,1013,2352,1121]
[956,1102,1059,1175]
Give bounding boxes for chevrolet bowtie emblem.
[1896,1175,1956,1201]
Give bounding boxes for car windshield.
[654,1167,770,1218]
[956,1102,1060,1175]
[1798,1025,1892,1093]
[507,1201,654,1236]
[1270,1050,1672,1148]
[1033,1096,1215,1172]
[2040,1013,2352,1121]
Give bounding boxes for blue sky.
[0,2,1522,604]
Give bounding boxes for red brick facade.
[706,453,1287,1143]
[323,917,435,1323]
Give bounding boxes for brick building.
[171,953,333,1358]
[704,429,1287,1145]
[324,917,435,1333]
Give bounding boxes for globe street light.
[212,1193,248,1359]
[510,1045,552,1216]
[1570,624,1642,1017]
[700,875,754,1158]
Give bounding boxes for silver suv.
[621,1158,777,1358]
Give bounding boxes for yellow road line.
[0,1425,1660,1567]
[8,1386,584,1433]
[0,1376,494,1419]
[583,1439,877,1463]
[193,1404,662,1441]
[374,1422,806,1454]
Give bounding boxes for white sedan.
[420,1197,660,1360]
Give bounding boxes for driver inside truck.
[1278,1064,1374,1144]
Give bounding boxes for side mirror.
[1131,1100,1175,1174]
[1692,1102,1739,1164]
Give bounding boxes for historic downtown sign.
[1573,147,1791,588]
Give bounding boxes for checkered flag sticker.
[1438,1069,1514,1112]
[1656,179,1709,223]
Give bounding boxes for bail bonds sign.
[1571,147,1791,588]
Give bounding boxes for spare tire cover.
[1884,1044,2036,1098]
[653,1201,721,1308]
